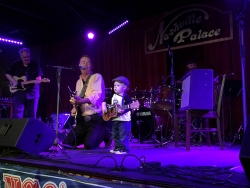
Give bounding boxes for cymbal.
[131,90,150,98]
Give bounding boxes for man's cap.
[186,58,197,66]
[112,76,130,86]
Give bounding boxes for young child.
[102,76,132,154]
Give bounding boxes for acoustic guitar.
[9,76,50,93]
[103,100,140,121]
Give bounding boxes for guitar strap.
[79,74,92,98]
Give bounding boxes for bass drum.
[131,107,155,141]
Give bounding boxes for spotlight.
[87,32,94,39]
[0,37,23,45]
[108,20,129,34]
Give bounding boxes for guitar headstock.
[68,86,77,97]
[130,100,140,110]
[69,91,77,97]
[41,78,50,83]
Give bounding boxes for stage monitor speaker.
[0,118,56,155]
[239,115,250,184]
[180,69,214,111]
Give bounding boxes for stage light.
[87,32,94,39]
[108,20,129,34]
[0,37,23,45]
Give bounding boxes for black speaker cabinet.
[0,118,56,155]
[239,116,250,184]
[180,69,214,111]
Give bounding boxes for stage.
[0,139,248,188]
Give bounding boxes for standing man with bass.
[5,48,43,118]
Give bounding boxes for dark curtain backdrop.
[40,13,167,119]
[0,0,249,136]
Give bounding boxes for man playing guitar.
[62,55,111,149]
[5,48,43,118]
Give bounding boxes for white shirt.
[111,93,131,121]
[75,73,105,116]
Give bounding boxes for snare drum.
[155,85,173,110]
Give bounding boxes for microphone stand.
[236,0,249,132]
[169,45,176,142]
[47,65,75,153]
[155,45,176,147]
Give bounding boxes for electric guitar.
[68,87,81,124]
[102,100,140,121]
[9,76,50,93]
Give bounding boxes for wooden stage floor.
[0,138,249,188]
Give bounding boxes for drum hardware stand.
[136,120,157,143]
[132,87,138,101]
[47,65,75,154]
[168,45,177,146]
[236,0,249,132]
[154,110,173,148]
[148,88,163,144]
[45,117,53,128]
[136,120,143,143]
[229,123,244,147]
[162,75,171,85]
[154,45,177,148]
[148,87,156,107]
[129,131,133,142]
[132,87,148,101]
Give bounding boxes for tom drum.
[155,85,173,110]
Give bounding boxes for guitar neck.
[120,104,130,110]
[107,100,139,111]
[22,80,38,85]
[10,77,50,93]
[107,104,130,110]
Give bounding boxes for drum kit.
[131,85,176,145]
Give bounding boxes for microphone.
[168,44,173,57]
[46,65,75,70]
[79,66,86,70]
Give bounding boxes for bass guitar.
[9,76,50,93]
[103,100,140,121]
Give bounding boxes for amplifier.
[180,69,214,111]
[0,97,13,103]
